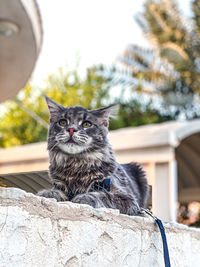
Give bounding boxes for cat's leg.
[37,188,67,201]
[71,191,141,216]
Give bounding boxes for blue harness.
[66,178,111,201]
[92,178,111,192]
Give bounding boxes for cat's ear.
[45,96,64,122]
[90,104,118,127]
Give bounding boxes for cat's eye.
[82,121,92,128]
[58,119,68,127]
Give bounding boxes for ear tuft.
[103,120,108,127]
[45,96,64,122]
[90,104,118,127]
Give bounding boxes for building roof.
[109,119,200,150]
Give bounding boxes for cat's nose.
[67,128,76,136]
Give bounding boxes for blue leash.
[74,178,171,267]
[141,208,171,267]
[95,179,171,267]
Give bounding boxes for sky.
[32,0,191,86]
[32,0,146,85]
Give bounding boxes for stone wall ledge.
[0,187,200,267]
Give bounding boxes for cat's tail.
[123,162,149,207]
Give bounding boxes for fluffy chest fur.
[49,148,116,195]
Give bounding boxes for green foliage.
[119,0,200,119]
[110,98,175,130]
[0,87,48,148]
[0,67,111,148]
[0,62,176,148]
[44,67,111,109]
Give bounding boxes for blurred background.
[0,0,200,226]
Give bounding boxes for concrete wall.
[0,187,200,267]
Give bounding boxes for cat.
[37,96,149,216]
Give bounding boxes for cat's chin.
[58,143,87,155]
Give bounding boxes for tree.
[119,0,200,119]
[0,66,112,148]
[109,97,175,130]
[0,63,177,148]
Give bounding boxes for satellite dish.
[0,0,42,102]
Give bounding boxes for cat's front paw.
[37,189,67,201]
[72,193,100,208]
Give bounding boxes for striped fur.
[37,97,149,216]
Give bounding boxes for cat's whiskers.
[49,141,59,152]
[56,133,70,142]
[57,137,68,142]
[56,134,68,139]
[73,134,90,144]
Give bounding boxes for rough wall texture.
[0,187,200,267]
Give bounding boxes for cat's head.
[45,96,117,155]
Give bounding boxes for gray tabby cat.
[37,96,149,216]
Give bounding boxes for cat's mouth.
[66,138,77,144]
